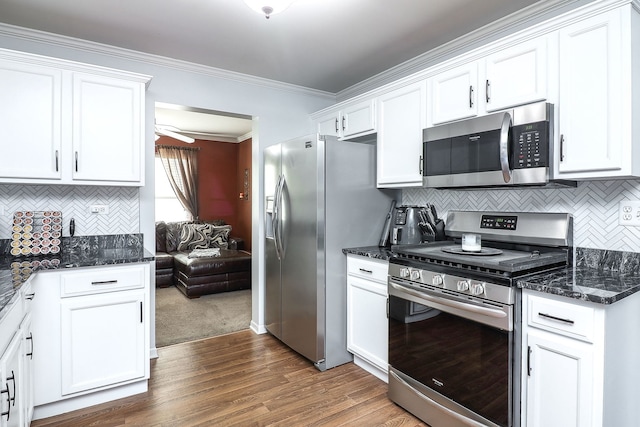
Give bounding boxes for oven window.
[389,295,511,427]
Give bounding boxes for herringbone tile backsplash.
[403,180,640,252]
[0,185,139,238]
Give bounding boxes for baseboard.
[250,320,267,334]
[33,380,148,420]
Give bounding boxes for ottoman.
[172,249,252,298]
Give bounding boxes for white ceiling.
[0,0,543,138]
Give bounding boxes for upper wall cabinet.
[316,99,376,140]
[554,6,638,179]
[0,49,151,186]
[376,81,426,188]
[428,62,478,125]
[483,37,548,112]
[428,37,548,126]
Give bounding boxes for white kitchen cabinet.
[521,289,640,427]
[0,48,151,186]
[429,62,478,125]
[483,37,548,112]
[316,99,376,140]
[0,61,62,180]
[376,81,426,188]
[346,254,388,382]
[31,263,150,420]
[0,333,23,427]
[72,73,143,183]
[18,313,33,427]
[60,289,146,395]
[525,328,593,427]
[555,6,639,179]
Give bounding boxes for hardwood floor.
[32,330,428,426]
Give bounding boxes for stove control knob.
[400,268,410,278]
[410,270,421,281]
[456,280,469,291]
[470,282,486,296]
[432,275,444,286]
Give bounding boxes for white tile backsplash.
[0,184,139,238]
[403,179,640,252]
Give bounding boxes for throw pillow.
[208,225,231,249]
[177,223,231,251]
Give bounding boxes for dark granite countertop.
[342,246,395,261]
[518,248,640,304]
[0,234,154,320]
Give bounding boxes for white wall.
[0,27,335,347]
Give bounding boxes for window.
[155,156,189,222]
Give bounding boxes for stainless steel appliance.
[388,210,573,427]
[264,134,394,371]
[422,102,576,188]
[390,205,442,245]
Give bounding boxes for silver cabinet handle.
[499,112,513,183]
[486,79,491,103]
[358,268,373,274]
[560,134,565,162]
[538,312,574,325]
[419,155,423,174]
[55,150,59,172]
[334,118,339,133]
[341,115,346,131]
[75,151,79,172]
[469,85,474,108]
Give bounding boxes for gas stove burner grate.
[441,247,503,256]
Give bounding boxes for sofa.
[155,220,251,298]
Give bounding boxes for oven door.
[388,278,517,427]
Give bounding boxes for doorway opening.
[153,102,253,347]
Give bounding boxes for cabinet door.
[72,73,143,183]
[341,99,376,139]
[484,37,547,112]
[556,10,624,177]
[347,275,388,371]
[19,313,33,426]
[377,81,426,188]
[60,290,146,395]
[430,62,478,125]
[0,333,23,427]
[0,61,62,180]
[526,329,594,427]
[317,112,340,137]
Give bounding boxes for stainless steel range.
[388,210,573,427]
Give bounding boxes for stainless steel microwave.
[422,102,575,189]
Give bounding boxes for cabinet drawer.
[60,264,146,297]
[527,294,595,342]
[346,255,388,284]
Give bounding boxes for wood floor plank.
[31,330,429,427]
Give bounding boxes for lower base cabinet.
[346,254,388,382]
[522,289,640,427]
[31,263,150,420]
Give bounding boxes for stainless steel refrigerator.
[264,134,394,371]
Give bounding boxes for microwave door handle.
[499,112,513,183]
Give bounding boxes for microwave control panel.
[512,121,549,169]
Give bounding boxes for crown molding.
[0,22,336,101]
[336,0,587,102]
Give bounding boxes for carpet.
[155,286,252,347]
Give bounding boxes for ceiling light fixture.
[243,0,296,19]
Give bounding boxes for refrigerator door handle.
[273,175,282,260]
[275,175,286,259]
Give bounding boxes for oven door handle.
[390,282,507,319]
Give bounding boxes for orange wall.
[156,137,252,251]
